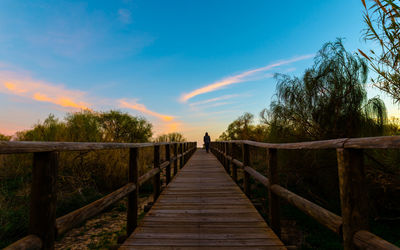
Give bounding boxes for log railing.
[210,136,400,250]
[2,141,197,250]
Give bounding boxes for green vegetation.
[0,110,159,248]
[219,40,400,248]
[155,132,186,142]
[360,0,400,103]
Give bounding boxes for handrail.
[210,140,399,250]
[0,141,186,154]
[4,141,197,250]
[218,135,400,149]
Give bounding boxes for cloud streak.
[0,72,90,110]
[189,94,240,107]
[0,68,177,135]
[119,99,174,122]
[180,54,314,102]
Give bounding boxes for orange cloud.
[0,72,90,110]
[119,99,174,122]
[180,54,314,102]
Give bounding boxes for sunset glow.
[0,0,397,143]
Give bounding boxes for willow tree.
[359,0,400,102]
[262,39,387,140]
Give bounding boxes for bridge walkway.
[120,149,286,249]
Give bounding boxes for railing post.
[242,143,250,197]
[180,143,184,169]
[183,142,187,165]
[153,145,161,202]
[224,142,230,174]
[231,143,237,182]
[267,148,281,237]
[166,144,171,185]
[30,151,58,250]
[127,147,139,236]
[337,148,369,250]
[218,142,222,162]
[173,143,178,176]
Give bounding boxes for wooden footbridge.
[2,137,400,250]
[121,149,285,249]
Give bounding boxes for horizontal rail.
[270,184,343,234]
[4,234,42,250]
[243,165,342,234]
[244,166,270,187]
[0,141,185,154]
[56,183,137,236]
[5,141,197,249]
[232,158,244,168]
[354,230,400,250]
[138,168,161,186]
[210,140,399,250]
[160,160,170,169]
[218,135,400,149]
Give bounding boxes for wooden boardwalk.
[121,149,286,249]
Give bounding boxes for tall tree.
[359,0,400,102]
[219,112,268,141]
[99,110,152,143]
[262,39,387,140]
[155,132,186,142]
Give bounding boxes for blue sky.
[0,0,397,143]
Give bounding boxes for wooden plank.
[120,247,287,250]
[56,182,136,236]
[121,149,285,249]
[353,230,400,250]
[4,234,42,250]
[124,238,283,246]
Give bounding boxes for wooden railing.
[1,141,197,250]
[210,136,400,250]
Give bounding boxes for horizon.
[1,0,399,146]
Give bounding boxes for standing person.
[204,132,211,153]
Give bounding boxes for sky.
[0,0,398,144]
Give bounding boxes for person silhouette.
[204,132,211,153]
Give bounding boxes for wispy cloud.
[0,67,177,136]
[180,54,314,102]
[189,94,240,107]
[0,71,90,110]
[119,99,174,122]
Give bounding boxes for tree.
[16,110,153,143]
[359,0,400,102]
[0,133,11,141]
[218,112,269,141]
[262,39,387,140]
[17,114,67,141]
[155,132,186,142]
[65,110,102,142]
[99,110,152,143]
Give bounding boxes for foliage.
[218,112,269,141]
[218,39,399,248]
[155,132,186,142]
[0,133,11,141]
[262,39,387,141]
[359,0,400,102]
[17,110,152,143]
[0,110,154,247]
[99,111,152,143]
